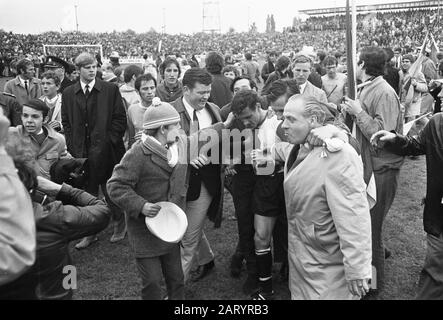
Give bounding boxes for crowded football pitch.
[0,76,428,300]
[69,157,427,300]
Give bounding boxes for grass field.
[0,76,428,300]
[69,157,427,300]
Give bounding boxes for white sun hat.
[145,202,188,243]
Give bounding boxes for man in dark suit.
[170,67,224,282]
[260,51,277,83]
[61,52,127,249]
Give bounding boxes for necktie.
[193,109,200,131]
[24,80,29,95]
[84,84,90,98]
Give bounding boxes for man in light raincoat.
[269,95,372,299]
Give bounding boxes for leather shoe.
[384,248,392,259]
[251,289,274,300]
[75,235,98,250]
[190,260,215,282]
[242,275,259,295]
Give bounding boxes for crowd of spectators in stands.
[1,7,442,78]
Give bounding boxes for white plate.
[145,201,188,243]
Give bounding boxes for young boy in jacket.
[107,98,233,300]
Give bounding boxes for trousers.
[136,245,184,300]
[181,183,214,281]
[231,169,257,275]
[370,169,400,291]
[416,232,443,300]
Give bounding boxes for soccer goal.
[42,44,103,61]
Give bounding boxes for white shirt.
[257,115,282,151]
[182,97,212,129]
[299,82,307,94]
[80,79,96,94]
[19,76,29,89]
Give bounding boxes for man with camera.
[1,130,110,299]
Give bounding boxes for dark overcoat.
[61,79,127,184]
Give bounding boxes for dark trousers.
[231,169,257,276]
[416,233,443,300]
[136,245,185,300]
[430,87,442,114]
[87,177,123,222]
[273,210,288,264]
[371,169,400,292]
[0,272,37,300]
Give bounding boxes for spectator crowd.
[1,4,443,302]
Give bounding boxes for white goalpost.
[42,44,104,60]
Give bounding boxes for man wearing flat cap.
[44,56,75,94]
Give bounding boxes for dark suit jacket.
[308,71,323,89]
[208,74,232,108]
[61,79,127,184]
[171,97,224,228]
[261,61,276,83]
[59,77,75,94]
[384,65,400,95]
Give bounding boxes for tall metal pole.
[75,5,79,32]
[247,6,250,31]
[162,8,166,34]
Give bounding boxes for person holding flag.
[340,46,405,296]
[399,54,428,124]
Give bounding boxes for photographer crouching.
[0,134,111,300]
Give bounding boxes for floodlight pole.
[162,8,166,34]
[75,5,79,32]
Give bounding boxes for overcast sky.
[1,0,421,34]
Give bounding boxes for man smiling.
[171,67,223,282]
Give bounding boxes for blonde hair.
[74,52,96,69]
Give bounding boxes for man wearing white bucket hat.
[107,97,234,300]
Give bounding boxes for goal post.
[42,44,103,61]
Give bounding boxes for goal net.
[42,44,103,62]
